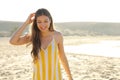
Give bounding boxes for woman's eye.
[37,22,41,23]
[45,21,48,23]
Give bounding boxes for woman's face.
[36,15,51,32]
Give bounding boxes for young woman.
[10,8,73,80]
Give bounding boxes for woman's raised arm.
[9,13,35,45]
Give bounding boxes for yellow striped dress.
[32,38,62,80]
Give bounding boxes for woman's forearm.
[59,53,73,80]
[9,22,29,44]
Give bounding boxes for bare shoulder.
[54,31,62,37]
[53,31,63,43]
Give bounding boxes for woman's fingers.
[30,13,35,22]
[26,13,35,24]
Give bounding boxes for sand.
[0,37,120,80]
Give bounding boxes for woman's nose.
[41,23,46,26]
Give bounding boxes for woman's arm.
[57,33,73,80]
[9,13,35,45]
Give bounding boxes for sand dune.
[0,37,120,80]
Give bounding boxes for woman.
[10,8,73,80]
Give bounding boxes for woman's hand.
[68,76,73,80]
[25,13,35,24]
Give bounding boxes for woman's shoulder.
[53,30,63,43]
[53,30,63,38]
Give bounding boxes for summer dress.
[33,37,62,80]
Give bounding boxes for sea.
[64,40,120,58]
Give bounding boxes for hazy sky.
[0,0,120,22]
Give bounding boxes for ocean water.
[64,40,120,58]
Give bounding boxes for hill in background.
[0,21,23,37]
[55,22,120,36]
[0,20,120,37]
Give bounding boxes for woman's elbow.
[9,39,14,45]
[9,39,17,45]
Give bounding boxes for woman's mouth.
[41,27,46,30]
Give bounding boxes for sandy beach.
[0,37,120,80]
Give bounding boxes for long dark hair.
[31,8,54,60]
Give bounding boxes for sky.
[0,0,120,22]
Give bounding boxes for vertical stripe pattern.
[33,38,62,80]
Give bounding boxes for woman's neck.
[41,31,51,37]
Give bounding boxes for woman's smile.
[40,26,47,30]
